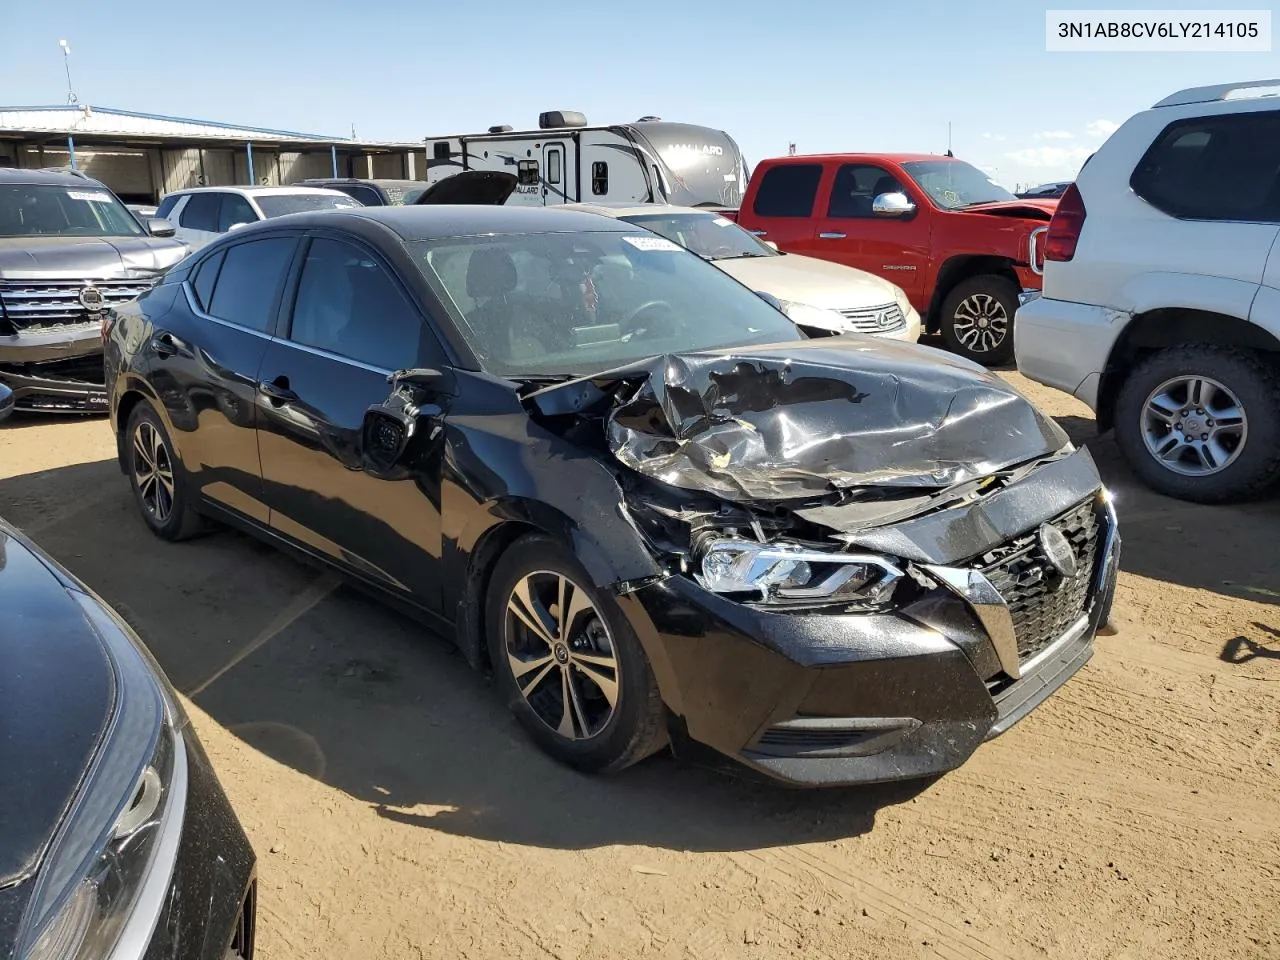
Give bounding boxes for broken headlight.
[695,537,903,607]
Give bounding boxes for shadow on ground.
[0,459,933,853]
[2,408,1277,852]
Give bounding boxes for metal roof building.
[0,105,426,202]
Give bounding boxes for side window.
[1131,112,1280,222]
[547,150,562,185]
[592,161,609,196]
[206,237,296,332]
[827,164,906,218]
[343,185,382,205]
[751,164,822,217]
[218,194,258,232]
[433,142,452,161]
[288,238,426,371]
[179,193,220,232]
[155,195,178,220]
[190,250,225,311]
[517,159,540,186]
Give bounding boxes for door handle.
[819,232,847,239]
[749,229,767,236]
[149,331,184,358]
[258,376,299,404]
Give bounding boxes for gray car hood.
[527,336,1068,502]
[0,235,188,280]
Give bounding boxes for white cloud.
[1003,145,1093,171]
[980,132,1007,141]
[1086,119,1120,138]
[1034,130,1074,141]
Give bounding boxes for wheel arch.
[113,377,166,472]
[927,254,1020,330]
[448,497,662,672]
[1096,308,1280,431]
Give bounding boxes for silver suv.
[0,169,187,413]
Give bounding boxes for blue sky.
[4,0,1277,190]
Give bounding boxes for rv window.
[547,150,562,185]
[517,159,540,186]
[433,142,452,161]
[592,162,609,195]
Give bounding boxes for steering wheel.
[620,300,678,340]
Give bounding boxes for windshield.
[901,160,1016,210]
[255,193,363,218]
[620,212,776,261]
[0,183,144,238]
[411,230,800,378]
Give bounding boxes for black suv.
[0,169,187,413]
[295,178,429,206]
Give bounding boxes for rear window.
[751,164,822,217]
[255,193,362,218]
[1131,111,1280,222]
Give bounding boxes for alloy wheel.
[1141,375,1248,476]
[504,571,619,740]
[133,421,176,523]
[951,293,1009,354]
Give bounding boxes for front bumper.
[619,489,1121,787]
[142,724,257,960]
[0,326,107,414]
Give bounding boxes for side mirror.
[763,240,779,251]
[360,368,452,477]
[226,221,248,232]
[872,192,916,218]
[146,218,176,237]
[390,367,448,391]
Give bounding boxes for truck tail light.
[1044,183,1086,262]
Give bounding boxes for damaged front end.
[525,338,1121,785]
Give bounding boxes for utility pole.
[58,40,78,105]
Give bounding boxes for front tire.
[485,535,667,773]
[940,275,1018,366]
[1114,345,1280,503]
[125,401,205,541]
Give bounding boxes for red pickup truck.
[728,154,1056,365]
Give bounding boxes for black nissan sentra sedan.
[103,205,1120,786]
[0,520,255,958]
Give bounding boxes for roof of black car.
[0,168,106,187]
[276,205,637,241]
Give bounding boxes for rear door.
[740,162,822,253]
[155,232,300,523]
[813,162,932,305]
[255,232,448,612]
[175,192,223,251]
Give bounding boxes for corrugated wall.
[279,150,334,184]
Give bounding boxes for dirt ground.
[2,370,1278,960]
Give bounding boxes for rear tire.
[940,275,1018,366]
[1114,345,1280,503]
[125,401,206,541]
[485,535,667,773]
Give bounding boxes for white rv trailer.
[424,111,749,209]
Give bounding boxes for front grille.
[975,498,1101,662]
[837,302,906,333]
[0,278,157,332]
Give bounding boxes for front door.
[542,143,568,205]
[254,232,448,613]
[812,163,932,307]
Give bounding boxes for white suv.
[155,186,361,251]
[1016,79,1280,503]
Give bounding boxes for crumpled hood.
[714,251,902,311]
[0,235,188,280]
[962,199,1057,220]
[530,337,1068,502]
